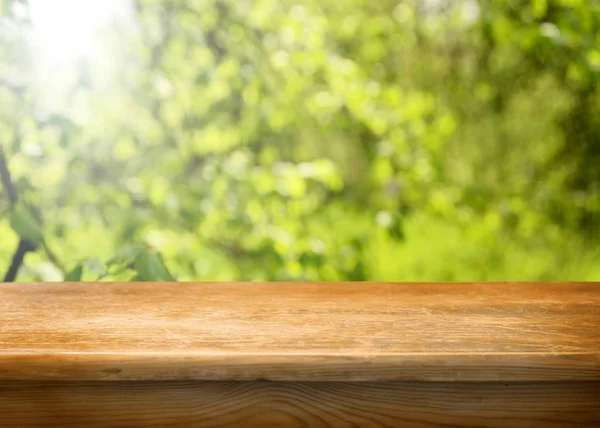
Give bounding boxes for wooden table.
[1,282,599,427]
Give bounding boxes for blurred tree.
[1,0,599,282]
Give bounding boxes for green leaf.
[533,0,548,18]
[9,203,44,246]
[64,264,83,281]
[84,257,107,276]
[107,243,146,266]
[389,215,405,241]
[134,248,175,281]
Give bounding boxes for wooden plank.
[1,380,599,427]
[1,282,599,381]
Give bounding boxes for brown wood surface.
[1,380,599,427]
[1,282,599,381]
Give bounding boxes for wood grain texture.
[1,380,599,427]
[1,282,599,381]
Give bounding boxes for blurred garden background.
[1,0,599,282]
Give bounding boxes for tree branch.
[3,239,36,282]
[1,149,38,282]
[0,149,18,206]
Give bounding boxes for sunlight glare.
[28,0,124,65]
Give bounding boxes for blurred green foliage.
[1,0,599,282]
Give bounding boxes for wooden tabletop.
[1,282,599,382]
